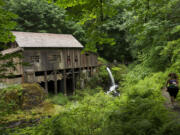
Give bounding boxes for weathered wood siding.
[1,77,22,85]
[0,56,23,76]
[23,48,97,72]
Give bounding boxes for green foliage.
[7,0,65,33]
[103,97,174,135]
[0,83,46,118]
[29,72,180,135]
[97,57,108,65]
[8,126,37,135]
[49,93,69,105]
[124,71,168,101]
[119,0,180,71]
[0,0,16,44]
[6,0,85,42]
[158,120,180,135]
[97,6,132,62]
[76,57,112,90]
[0,0,19,78]
[87,65,111,90]
[98,65,109,83]
[1,0,180,134]
[111,64,127,84]
[0,84,23,117]
[49,0,118,52]
[102,69,180,135]
[33,92,119,135]
[82,60,127,91]
[7,69,180,135]
[70,87,103,101]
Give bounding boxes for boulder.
[0,83,47,110]
[21,83,47,109]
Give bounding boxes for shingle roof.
[1,47,23,55]
[12,31,84,48]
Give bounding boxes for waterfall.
[106,67,115,86]
[106,67,119,96]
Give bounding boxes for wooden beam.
[63,69,67,96]
[54,70,58,94]
[44,71,48,93]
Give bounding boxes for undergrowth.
[2,61,180,135]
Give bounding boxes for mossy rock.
[0,83,47,111]
[0,85,23,112]
[21,83,47,109]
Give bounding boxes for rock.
[21,83,47,109]
[0,83,47,110]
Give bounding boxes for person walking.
[166,73,179,106]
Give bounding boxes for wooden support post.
[91,67,93,77]
[88,67,90,78]
[44,71,48,93]
[79,68,81,79]
[63,70,67,96]
[54,70,58,94]
[22,72,25,83]
[72,69,75,95]
[33,72,36,82]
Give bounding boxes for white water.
[106,67,115,86]
[106,67,119,96]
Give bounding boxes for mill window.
[31,56,40,63]
[75,56,78,62]
[67,56,71,63]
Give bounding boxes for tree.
[0,0,16,45]
[119,0,180,71]
[97,6,132,63]
[0,0,18,78]
[49,0,117,52]
[6,0,85,43]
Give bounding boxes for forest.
[0,0,180,134]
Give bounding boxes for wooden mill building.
[0,31,98,94]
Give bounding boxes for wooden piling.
[72,69,75,94]
[91,67,93,77]
[79,68,81,79]
[22,72,25,83]
[44,71,48,93]
[63,69,67,96]
[54,70,58,94]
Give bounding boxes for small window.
[75,56,78,62]
[85,53,89,56]
[67,56,71,63]
[31,56,40,63]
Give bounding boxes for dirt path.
[162,87,180,114]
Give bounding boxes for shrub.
[33,92,120,135]
[49,93,69,105]
[111,64,127,84]
[103,97,173,135]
